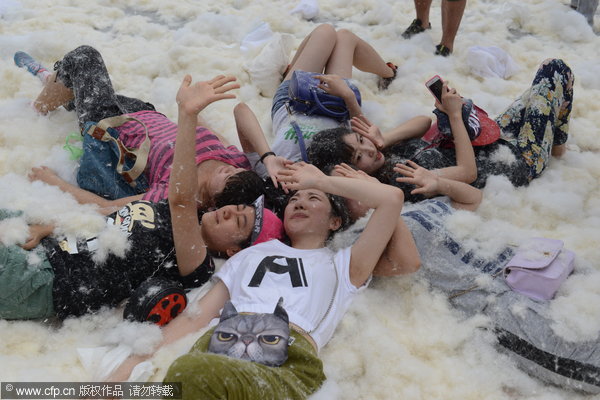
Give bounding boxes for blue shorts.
[271,80,291,120]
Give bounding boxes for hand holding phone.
[425,75,444,103]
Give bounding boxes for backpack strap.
[84,115,150,186]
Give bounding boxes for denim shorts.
[271,80,291,120]
[77,123,149,199]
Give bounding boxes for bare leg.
[285,29,315,70]
[283,24,337,81]
[440,0,467,52]
[415,0,433,27]
[32,72,74,114]
[325,29,394,79]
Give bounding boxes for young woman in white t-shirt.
[107,159,412,398]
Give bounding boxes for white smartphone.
[425,75,444,103]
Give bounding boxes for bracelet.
[259,151,276,164]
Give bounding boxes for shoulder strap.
[286,103,309,163]
[84,115,151,186]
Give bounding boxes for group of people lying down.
[3,23,597,399]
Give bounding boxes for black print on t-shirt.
[248,256,308,288]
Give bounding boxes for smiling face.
[342,132,385,174]
[204,166,247,199]
[283,189,341,246]
[201,204,256,256]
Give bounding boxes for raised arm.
[107,280,230,382]
[430,83,477,183]
[169,75,239,276]
[278,162,404,286]
[351,115,431,150]
[332,163,420,276]
[233,102,289,189]
[395,160,482,211]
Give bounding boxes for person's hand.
[176,75,240,116]
[276,162,326,191]
[28,166,62,186]
[314,74,354,100]
[394,160,440,197]
[435,82,463,117]
[262,155,292,193]
[20,224,53,250]
[351,115,384,150]
[333,163,380,183]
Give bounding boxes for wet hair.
[306,127,354,172]
[214,170,266,208]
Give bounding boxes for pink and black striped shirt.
[116,110,251,203]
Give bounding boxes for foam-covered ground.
[0,0,599,398]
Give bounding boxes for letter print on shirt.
[248,256,308,288]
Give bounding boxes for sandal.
[378,62,398,91]
[401,19,432,39]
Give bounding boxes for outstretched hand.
[351,115,384,150]
[28,166,62,186]
[394,160,440,197]
[176,75,240,116]
[262,155,292,193]
[276,162,326,191]
[20,224,53,250]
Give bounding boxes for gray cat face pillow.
[208,297,290,367]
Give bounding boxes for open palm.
[176,75,239,116]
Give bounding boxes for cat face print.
[208,297,290,367]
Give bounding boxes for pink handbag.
[504,238,575,301]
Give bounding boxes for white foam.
[0,0,598,398]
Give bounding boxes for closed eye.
[260,335,282,345]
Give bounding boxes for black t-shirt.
[379,138,529,202]
[43,200,214,319]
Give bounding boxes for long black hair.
[306,127,355,172]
